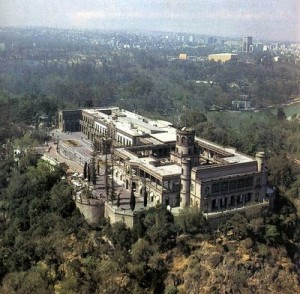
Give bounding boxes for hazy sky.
[1,0,299,41]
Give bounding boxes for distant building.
[208,53,238,63]
[232,100,251,110]
[242,36,253,53]
[179,53,188,60]
[255,43,264,52]
[207,36,217,45]
[188,35,194,43]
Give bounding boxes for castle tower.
[174,128,198,208]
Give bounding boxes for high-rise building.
[242,36,253,53]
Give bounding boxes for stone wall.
[104,202,136,228]
[74,198,105,225]
[206,201,269,230]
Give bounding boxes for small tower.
[255,151,267,201]
[256,151,266,172]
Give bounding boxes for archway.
[132,182,136,191]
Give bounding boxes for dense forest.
[0,29,300,293]
[1,29,299,116]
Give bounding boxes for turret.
[176,127,196,156]
[256,151,266,172]
[256,151,267,201]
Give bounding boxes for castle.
[58,107,270,217]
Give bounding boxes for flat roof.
[196,137,254,163]
[82,107,255,166]
[116,148,181,178]
[83,107,170,137]
[150,128,176,143]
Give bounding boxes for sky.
[1,0,299,42]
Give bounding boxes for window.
[237,179,245,189]
[212,199,217,210]
[256,177,261,187]
[230,196,235,205]
[204,186,209,196]
[246,193,252,202]
[190,183,194,192]
[237,195,243,203]
[229,181,237,191]
[212,183,219,193]
[245,178,253,187]
[221,181,228,192]
[163,180,169,189]
[174,180,180,192]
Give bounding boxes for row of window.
[211,177,254,194]
[116,135,132,146]
[82,116,93,125]
[94,123,107,135]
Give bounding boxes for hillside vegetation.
[0,154,299,293]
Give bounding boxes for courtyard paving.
[45,129,145,212]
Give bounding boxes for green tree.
[105,222,133,251]
[143,206,176,251]
[83,162,87,179]
[117,193,121,207]
[130,187,136,211]
[277,107,287,120]
[143,189,147,208]
[175,207,206,234]
[264,224,280,245]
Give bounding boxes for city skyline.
[1,0,299,42]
